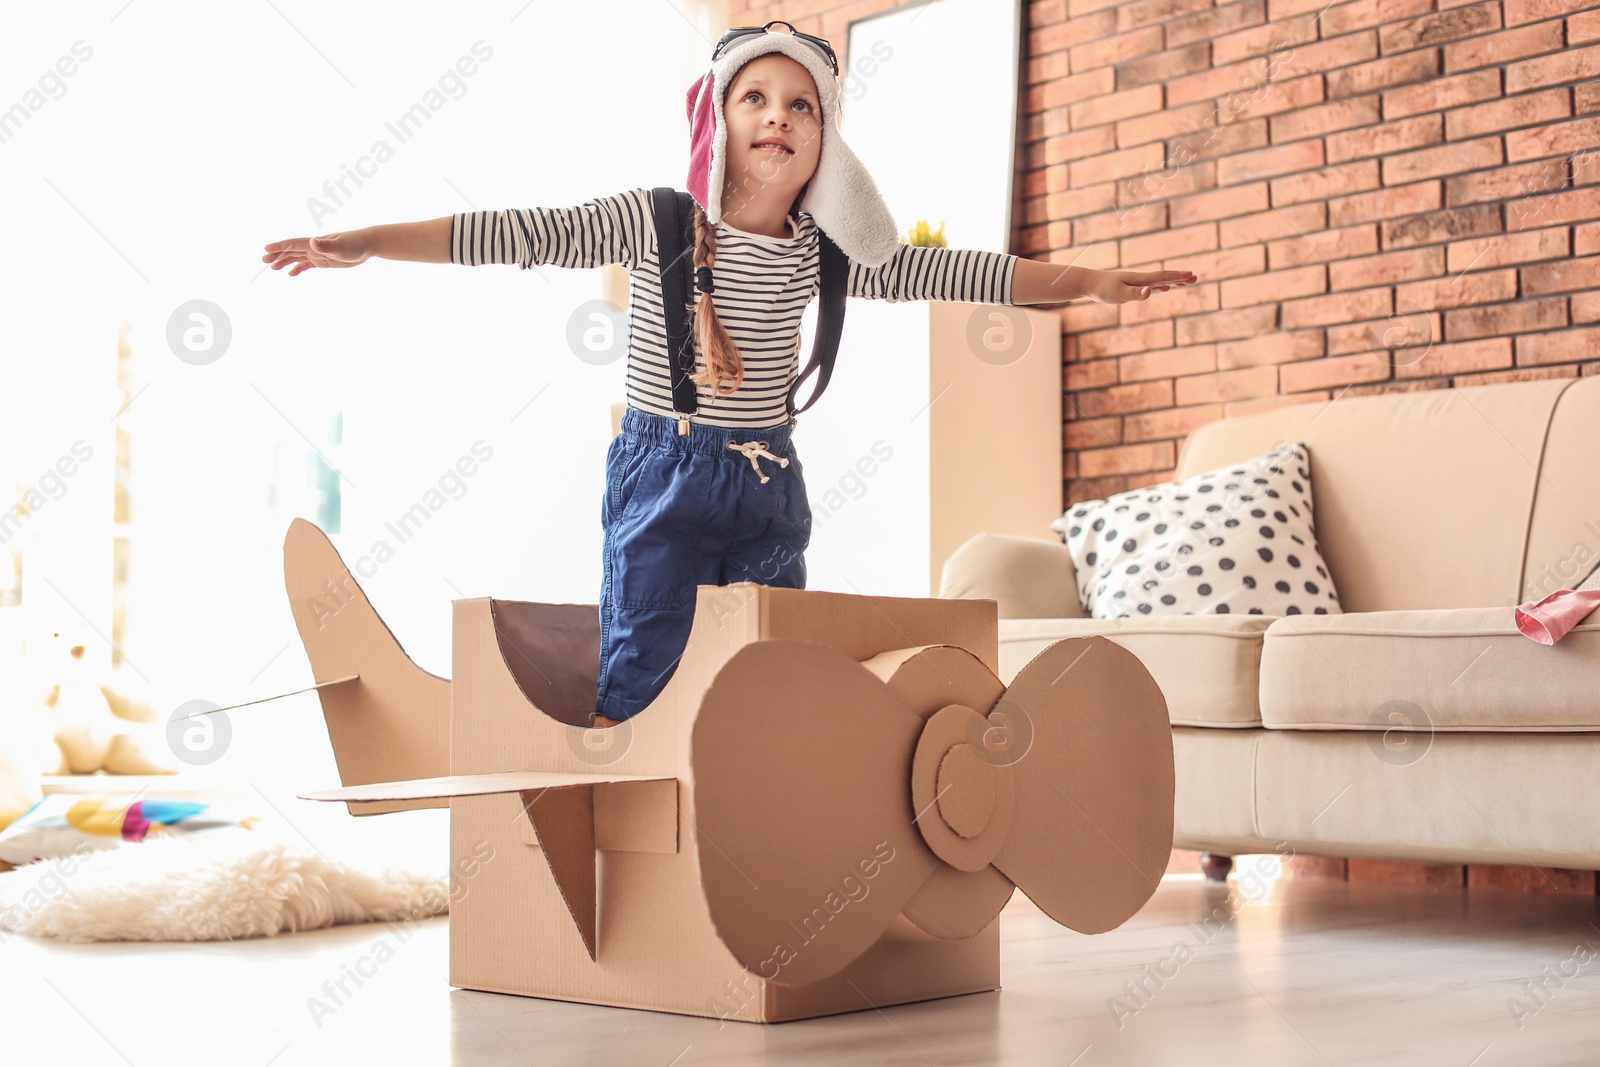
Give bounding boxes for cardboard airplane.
[284,517,1174,1022]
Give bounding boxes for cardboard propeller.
[691,637,1174,987]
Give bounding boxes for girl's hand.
[261,231,375,276]
[1086,268,1197,304]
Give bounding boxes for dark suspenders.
[650,186,847,433]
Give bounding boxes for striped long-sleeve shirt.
[450,187,1018,428]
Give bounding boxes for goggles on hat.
[711,20,839,77]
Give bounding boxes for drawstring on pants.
[726,440,788,484]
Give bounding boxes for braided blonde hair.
[687,202,744,397]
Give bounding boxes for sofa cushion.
[1258,605,1600,731]
[1050,443,1342,620]
[998,615,1275,727]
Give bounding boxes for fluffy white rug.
[0,829,449,942]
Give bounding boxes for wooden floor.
[6,860,1600,1066]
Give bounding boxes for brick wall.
[733,0,1600,508]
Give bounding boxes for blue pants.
[595,406,812,721]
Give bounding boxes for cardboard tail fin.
[283,518,451,816]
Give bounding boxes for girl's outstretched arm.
[1010,258,1196,305]
[262,218,453,276]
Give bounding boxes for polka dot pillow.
[1049,442,1342,618]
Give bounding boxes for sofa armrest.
[938,532,1088,619]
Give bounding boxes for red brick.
[1447,227,1569,272]
[1163,244,1268,282]
[1523,255,1600,295]
[1518,326,1600,365]
[1270,32,1381,85]
[1216,139,1325,185]
[1445,297,1569,341]
[1271,160,1381,206]
[1065,416,1123,450]
[1328,314,1441,355]
[1115,0,1213,33]
[1123,403,1226,442]
[1066,476,1130,505]
[1218,329,1327,368]
[1270,95,1382,143]
[1078,439,1177,477]
[1121,223,1219,265]
[1508,188,1600,233]
[1221,264,1328,307]
[1507,116,1600,163]
[1279,352,1393,392]
[1078,319,1177,359]
[1046,184,1119,220]
[1168,117,1272,165]
[1382,69,1502,120]
[1221,202,1326,247]
[1213,12,1321,66]
[1280,287,1393,329]
[1067,25,1165,74]
[1060,303,1121,333]
[1380,3,1502,53]
[1505,0,1600,25]
[1174,304,1279,345]
[1395,268,1519,309]
[1578,82,1600,114]
[1071,143,1167,188]
[1167,53,1291,109]
[1457,365,1581,386]
[1169,184,1272,228]
[1444,21,1565,73]
[1382,204,1503,249]
[1330,247,1445,290]
[1348,860,1464,886]
[1175,365,1280,404]
[1168,0,1267,48]
[1329,49,1441,99]
[1321,0,1434,36]
[1032,126,1119,168]
[1075,202,1171,245]
[1268,224,1379,267]
[1574,292,1600,323]
[1224,390,1331,417]
[1506,45,1600,96]
[1116,344,1217,383]
[1114,43,1213,90]
[1382,137,1504,185]
[1034,67,1117,112]
[1327,115,1443,164]
[1028,11,1117,55]
[1330,182,1442,227]
[1395,336,1514,377]
[1070,84,1164,130]
[1119,159,1219,211]
[1025,51,1071,86]
[1448,88,1571,141]
[1065,358,1120,391]
[1446,161,1574,207]
[1577,222,1600,255]
[1573,9,1600,45]
[1120,281,1221,325]
[1072,379,1177,418]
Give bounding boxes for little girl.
[262,21,1196,730]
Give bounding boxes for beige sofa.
[941,375,1600,876]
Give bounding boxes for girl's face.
[721,53,822,216]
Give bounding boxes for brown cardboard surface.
[283,519,450,816]
[285,520,1174,1021]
